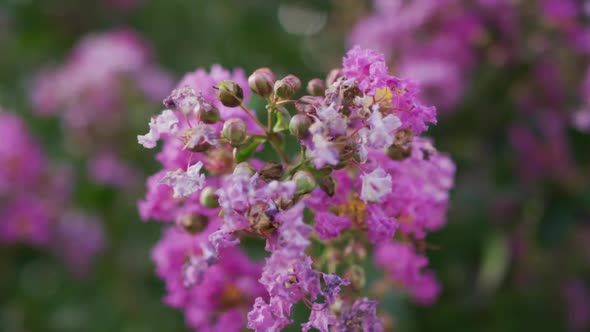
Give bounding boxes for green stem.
[268,135,291,164]
[238,103,268,134]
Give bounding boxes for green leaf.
[273,106,291,132]
[236,137,266,162]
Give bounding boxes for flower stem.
[238,103,268,134]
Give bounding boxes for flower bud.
[222,118,247,146]
[345,265,366,291]
[295,96,320,115]
[307,78,326,96]
[248,67,275,97]
[387,144,412,161]
[199,187,219,208]
[326,68,342,86]
[394,128,414,146]
[205,147,235,176]
[319,173,336,197]
[234,162,256,177]
[289,114,312,139]
[334,136,356,167]
[292,170,316,196]
[197,104,220,124]
[259,162,283,182]
[178,213,209,234]
[274,75,301,99]
[216,80,244,107]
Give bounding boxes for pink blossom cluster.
[350,0,484,110]
[138,46,454,331]
[30,29,172,189]
[0,110,105,277]
[351,0,590,182]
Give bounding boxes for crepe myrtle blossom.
[30,29,172,189]
[138,47,455,331]
[0,110,105,276]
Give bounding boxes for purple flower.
[375,241,441,305]
[314,212,352,240]
[365,204,398,244]
[307,122,340,168]
[50,211,106,277]
[336,298,384,332]
[301,303,337,332]
[322,273,350,304]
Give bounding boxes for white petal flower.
[317,103,349,137]
[137,110,179,148]
[360,167,392,203]
[160,161,205,198]
[183,123,218,149]
[367,111,401,148]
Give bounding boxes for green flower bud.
[199,187,219,208]
[387,144,412,160]
[259,162,283,182]
[178,214,209,234]
[292,170,316,196]
[222,118,247,146]
[234,162,256,177]
[274,75,302,99]
[345,265,366,291]
[295,96,321,115]
[289,114,312,139]
[197,105,220,124]
[306,78,326,96]
[248,67,275,97]
[216,80,244,107]
[319,173,336,197]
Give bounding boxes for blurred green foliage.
[0,1,588,331]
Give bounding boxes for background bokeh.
[0,1,589,331]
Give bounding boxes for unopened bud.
[259,162,283,182]
[334,136,356,167]
[205,147,235,176]
[274,75,301,99]
[307,78,326,96]
[222,118,247,146]
[197,105,220,124]
[234,162,256,177]
[199,187,219,208]
[216,80,244,107]
[319,173,336,197]
[345,265,366,291]
[178,214,209,234]
[289,114,312,139]
[326,68,342,86]
[248,67,275,97]
[394,128,414,146]
[387,144,412,161]
[295,96,320,115]
[292,170,316,195]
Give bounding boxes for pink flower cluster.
[30,29,172,189]
[0,110,105,277]
[352,0,590,182]
[138,47,454,331]
[350,0,483,110]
